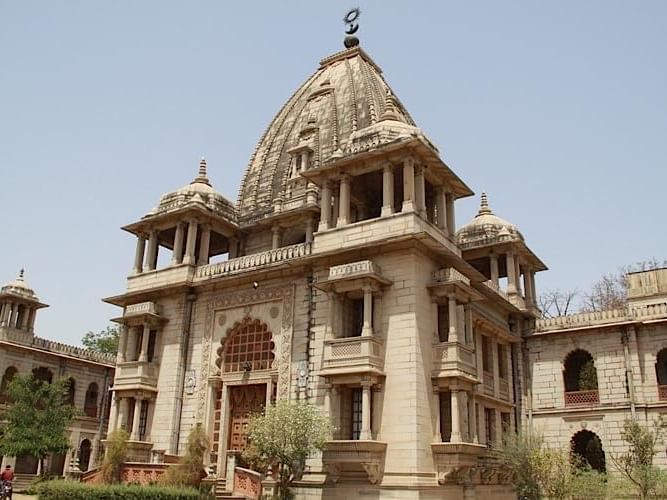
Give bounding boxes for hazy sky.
[1,1,665,346]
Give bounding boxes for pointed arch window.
[84,382,99,417]
[222,318,275,373]
[0,366,18,404]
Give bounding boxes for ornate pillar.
[138,323,151,362]
[271,225,282,250]
[27,308,37,332]
[183,220,198,265]
[450,388,462,443]
[145,230,159,271]
[415,165,426,216]
[436,186,447,231]
[469,391,478,443]
[381,163,394,216]
[108,393,119,432]
[131,397,143,440]
[318,181,331,231]
[0,303,6,326]
[515,255,523,297]
[19,307,30,330]
[432,387,442,442]
[401,157,415,212]
[198,224,211,265]
[448,295,458,343]
[118,397,129,432]
[133,234,146,274]
[8,303,17,328]
[506,250,517,295]
[171,223,185,265]
[228,237,238,259]
[337,174,350,226]
[445,193,455,236]
[323,382,333,439]
[490,253,499,286]
[117,325,128,363]
[464,304,473,344]
[491,338,500,398]
[530,271,537,305]
[477,403,486,445]
[362,286,373,337]
[305,217,314,244]
[524,267,535,306]
[326,292,336,340]
[360,381,372,440]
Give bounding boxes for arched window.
[563,349,599,406]
[78,439,92,472]
[84,383,99,417]
[571,430,606,472]
[0,366,18,404]
[32,366,53,384]
[223,318,275,373]
[656,349,667,400]
[66,378,76,406]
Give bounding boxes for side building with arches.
[0,270,115,479]
[526,267,667,470]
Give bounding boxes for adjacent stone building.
[526,267,667,472]
[103,34,549,498]
[0,270,115,476]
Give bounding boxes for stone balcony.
[432,342,477,379]
[322,440,387,485]
[482,371,494,397]
[127,264,194,293]
[114,361,159,391]
[431,442,487,485]
[564,389,599,407]
[499,378,510,400]
[320,336,385,378]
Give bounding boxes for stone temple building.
[103,30,549,499]
[0,270,115,480]
[527,267,667,472]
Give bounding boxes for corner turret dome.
[237,46,421,223]
[1,269,41,302]
[456,193,524,249]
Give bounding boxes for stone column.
[477,403,486,445]
[436,186,447,231]
[402,157,415,212]
[490,253,499,286]
[133,235,146,274]
[360,381,372,440]
[19,307,30,330]
[448,295,458,343]
[0,303,7,326]
[445,193,455,236]
[469,392,478,443]
[475,331,484,374]
[464,304,473,344]
[415,165,426,216]
[27,308,36,332]
[491,338,500,398]
[118,397,129,431]
[530,272,537,305]
[131,397,143,440]
[171,223,185,265]
[495,410,503,446]
[318,181,331,231]
[108,393,119,432]
[332,187,340,228]
[323,383,333,438]
[433,388,442,442]
[337,174,350,226]
[8,303,17,328]
[326,292,336,340]
[362,286,373,337]
[506,250,517,295]
[228,237,238,259]
[450,388,462,442]
[271,225,282,250]
[117,325,128,363]
[524,267,535,306]
[301,150,309,171]
[138,323,151,362]
[515,255,523,297]
[305,217,314,244]
[198,225,211,265]
[183,220,198,265]
[145,230,159,271]
[381,164,394,216]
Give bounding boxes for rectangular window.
[125,398,135,433]
[351,388,362,440]
[138,400,149,441]
[485,407,494,445]
[134,328,143,362]
[482,336,491,371]
[437,304,449,342]
[439,391,452,442]
[147,330,157,362]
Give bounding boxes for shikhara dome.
[237,46,417,223]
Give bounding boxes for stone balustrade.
[196,242,312,280]
[31,336,115,364]
[114,361,159,389]
[536,302,667,332]
[564,390,600,406]
[321,336,385,376]
[658,385,667,401]
[432,267,470,285]
[482,371,494,397]
[329,260,381,280]
[499,378,510,400]
[432,342,476,379]
[125,301,162,317]
[233,467,263,500]
[482,280,509,300]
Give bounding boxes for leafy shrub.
[33,479,199,499]
[159,424,208,487]
[100,429,129,484]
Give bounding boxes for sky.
[1,1,665,346]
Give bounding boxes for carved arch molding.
[196,284,295,421]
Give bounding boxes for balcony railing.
[564,390,600,407]
[432,342,476,378]
[483,371,494,397]
[114,361,159,389]
[658,385,667,401]
[321,336,384,376]
[499,378,510,400]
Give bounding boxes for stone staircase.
[12,473,37,492]
[214,478,247,499]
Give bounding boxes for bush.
[33,480,200,499]
[100,429,129,484]
[159,424,208,487]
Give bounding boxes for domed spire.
[192,157,211,187]
[477,192,493,216]
[18,268,25,281]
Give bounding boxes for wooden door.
[227,384,266,452]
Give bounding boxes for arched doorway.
[571,430,606,472]
[78,439,92,472]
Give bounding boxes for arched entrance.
[571,430,606,472]
[78,439,92,472]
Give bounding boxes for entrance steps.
[214,478,247,499]
[13,473,37,492]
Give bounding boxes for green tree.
[610,418,666,500]
[99,429,129,484]
[578,360,598,391]
[82,325,119,355]
[0,375,77,475]
[245,400,332,500]
[160,424,209,487]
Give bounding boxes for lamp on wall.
[242,361,252,372]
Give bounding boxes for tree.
[244,400,332,500]
[0,375,77,475]
[610,418,666,500]
[539,288,579,318]
[160,424,209,487]
[578,360,598,391]
[82,325,119,355]
[99,429,129,484]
